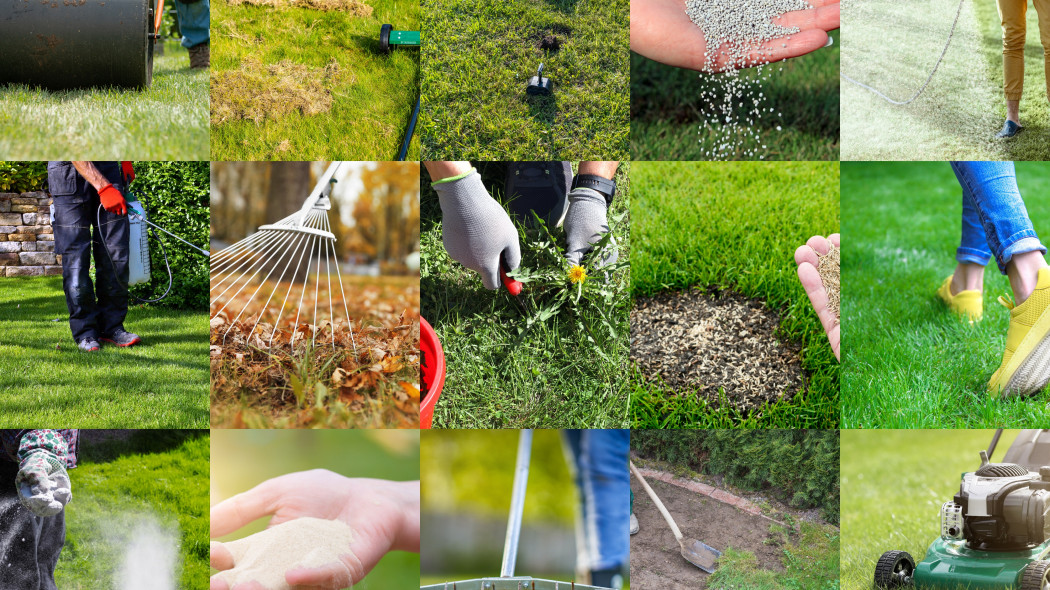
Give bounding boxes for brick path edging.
[634,466,788,527]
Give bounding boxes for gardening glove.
[99,183,127,216]
[15,431,72,517]
[564,187,617,267]
[121,161,136,183]
[434,170,521,290]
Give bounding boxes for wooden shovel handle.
[630,461,683,543]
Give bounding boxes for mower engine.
[945,457,1050,550]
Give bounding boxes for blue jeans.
[562,429,629,574]
[951,161,1046,274]
[174,0,210,49]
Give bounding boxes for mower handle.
[500,429,533,578]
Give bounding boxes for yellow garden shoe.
[937,275,983,321]
[989,267,1050,397]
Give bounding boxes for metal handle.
[500,429,533,577]
[536,63,544,78]
[296,161,346,224]
[630,461,684,543]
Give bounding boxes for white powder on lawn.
[214,517,355,590]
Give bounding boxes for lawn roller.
[526,63,553,96]
[875,429,1050,590]
[0,0,156,89]
[210,161,357,353]
[421,429,605,590]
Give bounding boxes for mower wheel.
[1021,560,1050,590]
[874,550,915,588]
[380,24,393,53]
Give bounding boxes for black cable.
[97,203,174,304]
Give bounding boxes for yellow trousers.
[997,0,1050,101]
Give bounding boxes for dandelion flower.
[568,265,588,284]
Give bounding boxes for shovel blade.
[681,538,721,573]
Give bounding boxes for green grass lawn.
[420,0,629,160]
[57,430,209,590]
[630,30,839,161]
[841,429,1016,590]
[0,277,208,428]
[420,163,630,428]
[841,162,1050,428]
[709,521,839,590]
[0,41,208,160]
[629,162,840,428]
[210,0,420,161]
[841,0,1049,160]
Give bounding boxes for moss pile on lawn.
[211,58,343,125]
[226,0,372,14]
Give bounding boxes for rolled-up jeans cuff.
[956,248,992,266]
[998,235,1047,273]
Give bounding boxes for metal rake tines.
[210,203,357,354]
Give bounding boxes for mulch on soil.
[630,289,804,412]
[631,476,783,590]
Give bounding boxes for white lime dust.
[214,517,355,590]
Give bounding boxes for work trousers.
[998,0,1050,101]
[0,460,65,590]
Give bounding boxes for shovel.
[630,461,722,573]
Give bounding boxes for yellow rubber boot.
[937,275,983,322]
[989,267,1050,397]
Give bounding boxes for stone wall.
[0,192,61,277]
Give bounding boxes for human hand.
[16,430,73,518]
[794,233,840,361]
[630,0,839,72]
[434,170,521,290]
[210,469,420,590]
[121,161,136,182]
[98,184,128,215]
[564,188,617,267]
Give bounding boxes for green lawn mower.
[876,429,1050,590]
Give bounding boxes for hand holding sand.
[794,234,840,361]
[630,0,840,72]
[210,470,420,590]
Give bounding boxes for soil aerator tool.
[379,24,420,53]
[420,430,604,590]
[526,63,553,96]
[874,429,1050,590]
[630,461,722,573]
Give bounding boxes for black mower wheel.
[380,24,393,53]
[874,550,915,588]
[1021,560,1050,590]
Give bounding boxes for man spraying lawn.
[0,429,78,590]
[47,161,141,352]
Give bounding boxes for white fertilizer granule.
[117,519,178,590]
[683,0,812,159]
[214,517,355,590]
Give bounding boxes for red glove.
[121,161,135,182]
[98,184,127,216]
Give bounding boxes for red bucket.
[420,316,445,429]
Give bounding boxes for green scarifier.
[875,430,1050,590]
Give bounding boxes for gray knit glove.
[434,170,521,290]
[565,188,617,267]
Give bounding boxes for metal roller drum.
[0,0,154,89]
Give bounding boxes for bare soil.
[631,477,783,589]
[630,289,804,413]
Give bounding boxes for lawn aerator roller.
[0,0,156,89]
[876,430,1050,589]
[378,24,421,161]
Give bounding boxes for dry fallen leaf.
[399,382,420,402]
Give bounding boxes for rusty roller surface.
[0,0,154,89]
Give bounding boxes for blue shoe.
[996,120,1023,138]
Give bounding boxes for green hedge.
[632,429,840,524]
[0,161,48,192]
[126,162,210,310]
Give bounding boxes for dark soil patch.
[630,289,804,413]
[631,477,783,589]
[537,34,562,52]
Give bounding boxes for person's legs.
[92,208,130,338]
[562,429,630,589]
[52,197,100,344]
[0,461,65,590]
[1035,0,1050,104]
[173,0,210,49]
[998,0,1026,119]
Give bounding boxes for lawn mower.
[420,429,605,590]
[378,24,421,161]
[875,429,1050,589]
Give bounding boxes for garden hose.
[97,203,175,304]
[840,0,966,105]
